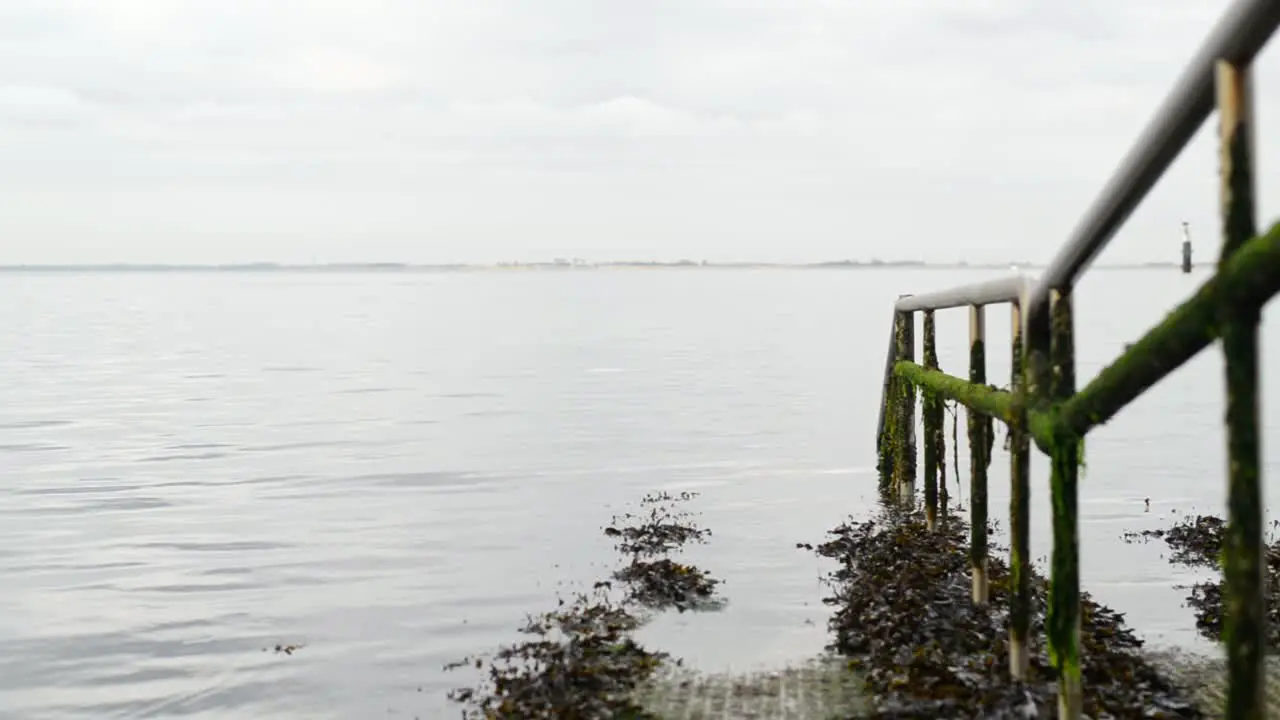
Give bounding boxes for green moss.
[889,312,917,500]
[968,337,989,572]
[1219,109,1264,720]
[893,362,1056,452]
[893,362,1012,421]
[1046,422,1080,665]
[1009,315,1031,673]
[1047,291,1081,708]
[873,198,1280,711]
[877,385,895,493]
[949,399,960,509]
[922,310,943,526]
[1059,220,1280,439]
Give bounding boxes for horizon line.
[0,259,1194,272]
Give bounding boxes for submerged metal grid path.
[1150,652,1280,719]
[632,653,1280,719]
[635,659,868,719]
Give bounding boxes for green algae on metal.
[876,401,894,492]
[876,359,897,491]
[921,310,943,528]
[1008,302,1032,679]
[1217,64,1264,720]
[967,325,990,602]
[1047,289,1082,718]
[948,398,961,507]
[890,311,916,500]
[1056,220,1280,441]
[891,361,1058,451]
[892,362,1013,421]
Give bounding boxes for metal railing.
[873,1,1280,718]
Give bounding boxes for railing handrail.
[1022,0,1280,327]
[878,0,1280,457]
[875,274,1033,446]
[872,3,1280,716]
[894,274,1032,313]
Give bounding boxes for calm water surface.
[1,268,1277,719]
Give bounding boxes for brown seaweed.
[815,505,1200,718]
[1123,513,1280,651]
[445,490,722,718]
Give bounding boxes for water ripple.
[127,541,290,553]
[0,419,72,429]
[139,453,230,462]
[0,442,69,452]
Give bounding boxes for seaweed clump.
[605,491,723,612]
[1122,514,1226,567]
[604,491,711,556]
[815,506,1201,719]
[445,589,666,719]
[1123,513,1280,649]
[445,490,723,718]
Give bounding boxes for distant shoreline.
[0,260,1194,273]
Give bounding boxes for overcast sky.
[0,0,1276,265]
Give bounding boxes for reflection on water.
[0,267,1276,718]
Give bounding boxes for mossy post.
[1048,288,1081,720]
[892,310,917,504]
[1216,59,1264,720]
[1009,301,1031,681]
[939,398,950,516]
[922,310,942,530]
[968,304,989,604]
[878,376,897,496]
[878,312,902,492]
[877,396,894,496]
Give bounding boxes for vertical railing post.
[892,310,917,503]
[922,310,941,529]
[1009,301,1031,681]
[1048,289,1081,720]
[1216,58,1264,720]
[968,304,988,603]
[877,312,901,491]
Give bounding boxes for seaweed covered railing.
[874,2,1280,718]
